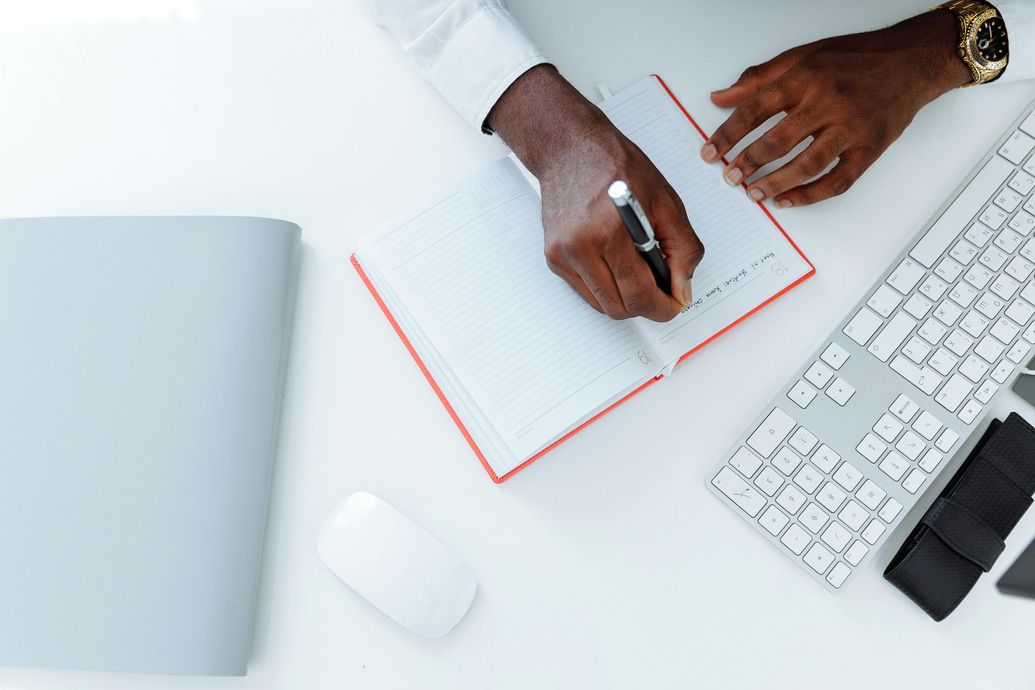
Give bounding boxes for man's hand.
[701,10,972,208]
[488,66,704,322]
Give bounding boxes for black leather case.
[884,413,1035,621]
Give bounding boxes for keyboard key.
[713,467,766,517]
[821,342,850,369]
[879,498,903,523]
[1006,256,1035,282]
[992,274,1021,301]
[754,466,784,496]
[890,356,942,395]
[873,413,904,442]
[839,500,868,531]
[1008,340,1031,364]
[949,281,979,308]
[758,505,789,536]
[936,373,972,412]
[913,411,943,440]
[856,433,888,463]
[911,156,1013,267]
[1020,112,1035,136]
[944,329,974,357]
[800,503,829,534]
[980,206,1009,232]
[918,318,948,345]
[804,542,835,574]
[803,361,834,389]
[879,452,909,482]
[903,294,933,320]
[1009,210,1035,236]
[772,447,803,476]
[935,257,965,282]
[903,469,927,494]
[929,348,958,376]
[995,228,1024,253]
[827,562,852,589]
[965,223,995,249]
[980,246,1010,272]
[729,447,763,478]
[890,394,920,422]
[1023,238,1035,262]
[920,275,949,301]
[856,479,888,510]
[995,189,1024,214]
[887,258,927,294]
[1010,170,1035,196]
[826,378,856,406]
[868,312,916,362]
[999,129,1035,164]
[776,484,807,515]
[1026,319,1035,343]
[845,541,869,566]
[844,307,883,346]
[818,482,847,513]
[1006,299,1034,326]
[821,521,852,553]
[975,293,1006,320]
[961,310,990,338]
[990,317,1020,344]
[934,300,964,327]
[896,431,925,461]
[919,448,944,472]
[793,463,823,494]
[975,379,999,404]
[788,427,819,456]
[747,408,796,457]
[991,360,1013,383]
[780,523,811,556]
[867,284,903,318]
[812,444,841,473]
[959,399,983,424]
[964,264,995,290]
[960,354,990,382]
[787,379,818,408]
[975,336,1006,363]
[862,519,887,545]
[833,461,864,492]
[937,428,960,452]
[950,239,979,266]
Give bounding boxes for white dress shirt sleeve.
[996,0,1035,83]
[365,0,551,130]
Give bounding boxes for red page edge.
[351,74,816,484]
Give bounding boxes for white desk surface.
[2,0,1034,688]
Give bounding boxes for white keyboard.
[708,105,1035,592]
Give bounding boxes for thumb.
[658,219,704,308]
[711,47,809,107]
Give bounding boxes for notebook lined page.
[365,159,660,469]
[601,77,812,364]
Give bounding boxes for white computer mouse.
[317,492,476,638]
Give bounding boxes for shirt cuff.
[995,0,1035,83]
[429,6,552,131]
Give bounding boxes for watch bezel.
[964,7,1008,73]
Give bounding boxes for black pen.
[608,180,671,293]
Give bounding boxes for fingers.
[742,130,849,204]
[701,84,792,166]
[652,195,704,307]
[709,46,810,108]
[772,148,878,208]
[721,107,817,199]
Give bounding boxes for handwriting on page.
[371,160,656,462]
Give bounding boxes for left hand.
[700,10,972,208]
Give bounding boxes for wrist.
[896,10,973,100]
[487,65,619,180]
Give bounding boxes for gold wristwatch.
[937,0,1010,85]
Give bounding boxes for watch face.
[974,16,1008,65]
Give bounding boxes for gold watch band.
[936,0,1008,86]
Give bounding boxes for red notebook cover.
[352,74,815,483]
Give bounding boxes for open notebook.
[353,75,814,482]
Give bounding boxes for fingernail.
[777,199,793,209]
[724,167,743,186]
[679,279,692,307]
[748,188,766,202]
[700,143,718,162]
